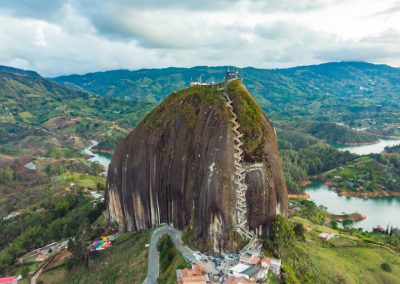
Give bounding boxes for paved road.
[142,226,253,283]
[30,241,69,284]
[30,254,56,284]
[143,226,193,284]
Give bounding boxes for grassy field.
[290,216,340,235]
[38,230,151,284]
[287,216,400,284]
[296,240,400,284]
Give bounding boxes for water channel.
[82,140,112,175]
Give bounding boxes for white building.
[318,232,335,241]
[229,263,261,281]
[270,259,282,275]
[24,162,36,170]
[189,81,210,87]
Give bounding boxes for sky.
[0,0,399,76]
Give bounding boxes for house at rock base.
[176,264,208,284]
[229,263,262,281]
[239,250,260,265]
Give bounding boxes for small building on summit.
[189,75,212,87]
[189,81,210,87]
[225,68,240,82]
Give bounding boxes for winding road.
[143,226,199,284]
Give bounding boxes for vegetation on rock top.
[227,79,272,162]
[143,84,226,130]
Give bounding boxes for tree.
[271,215,295,257]
[96,182,105,191]
[67,238,86,270]
[293,223,305,240]
[342,218,353,230]
[55,164,65,175]
[44,164,53,176]
[20,265,30,277]
[381,262,392,272]
[89,162,102,176]
[0,167,13,183]
[281,262,301,284]
[330,220,338,229]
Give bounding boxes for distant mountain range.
[53,62,400,126]
[1,61,399,146]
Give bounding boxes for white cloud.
[0,0,399,76]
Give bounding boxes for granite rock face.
[106,80,287,251]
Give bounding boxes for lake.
[82,140,112,175]
[335,139,400,155]
[305,180,400,231]
[306,139,400,231]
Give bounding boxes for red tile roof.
[260,257,271,265]
[0,277,16,284]
[177,264,207,284]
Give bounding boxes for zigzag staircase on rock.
[222,79,254,240]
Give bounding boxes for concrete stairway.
[223,81,254,240]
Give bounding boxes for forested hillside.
[0,67,150,149]
[280,121,378,145]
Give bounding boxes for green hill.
[0,67,150,149]
[283,121,378,145]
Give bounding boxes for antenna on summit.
[225,66,240,82]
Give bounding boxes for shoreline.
[330,212,367,222]
[336,140,379,147]
[362,131,400,140]
[301,179,400,198]
[333,188,400,198]
[288,193,310,199]
[92,148,113,154]
[334,136,400,148]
